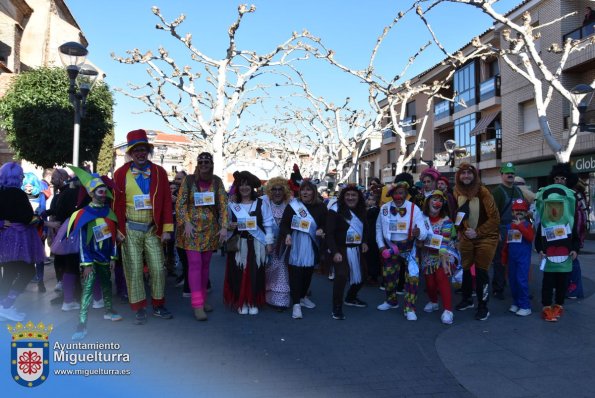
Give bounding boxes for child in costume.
[501,199,534,317]
[534,184,579,322]
[67,166,122,340]
[420,190,458,324]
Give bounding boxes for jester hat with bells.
[66,165,118,245]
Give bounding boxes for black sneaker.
[344,298,368,308]
[475,307,490,321]
[38,281,46,293]
[455,298,474,311]
[153,306,173,319]
[134,308,148,325]
[332,308,345,320]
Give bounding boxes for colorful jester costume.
[534,183,579,322]
[67,166,121,340]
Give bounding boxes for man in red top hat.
[113,129,174,324]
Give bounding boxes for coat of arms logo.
[7,321,53,387]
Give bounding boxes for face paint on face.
[545,202,563,222]
[130,145,150,167]
[92,186,108,204]
[430,196,443,210]
[392,188,407,206]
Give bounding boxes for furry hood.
[454,162,481,199]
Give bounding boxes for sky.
[64,0,522,144]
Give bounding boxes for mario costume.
[501,199,534,316]
[113,129,174,324]
[67,166,122,340]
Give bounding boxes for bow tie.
[131,166,151,179]
[390,206,407,217]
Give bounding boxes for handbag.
[226,234,240,253]
[50,218,80,255]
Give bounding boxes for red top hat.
[126,129,154,153]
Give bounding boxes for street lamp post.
[59,42,98,167]
[157,145,168,166]
[444,139,457,169]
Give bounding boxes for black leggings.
[542,271,570,307]
[288,265,314,306]
[0,261,36,298]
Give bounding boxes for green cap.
[500,162,515,174]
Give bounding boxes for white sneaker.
[238,305,249,315]
[292,304,303,319]
[406,311,417,321]
[92,299,105,309]
[441,310,454,325]
[0,306,26,322]
[61,301,81,311]
[182,292,191,298]
[424,302,439,313]
[328,271,335,280]
[509,305,519,313]
[54,281,63,292]
[515,308,532,317]
[376,301,399,311]
[300,297,316,309]
[248,306,259,315]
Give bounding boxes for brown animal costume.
[453,163,500,320]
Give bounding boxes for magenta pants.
[186,250,213,308]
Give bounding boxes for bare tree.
[249,123,320,177]
[417,0,595,163]
[273,67,379,184]
[302,5,494,176]
[111,4,312,175]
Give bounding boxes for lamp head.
[444,139,456,153]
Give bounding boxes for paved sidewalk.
[1,242,593,398]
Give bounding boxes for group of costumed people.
[0,128,587,333]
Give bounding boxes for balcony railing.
[382,129,396,139]
[402,115,416,136]
[479,138,501,161]
[434,100,453,120]
[479,75,500,102]
[563,23,595,42]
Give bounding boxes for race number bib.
[133,194,152,210]
[346,230,362,244]
[424,234,443,249]
[507,229,522,243]
[92,223,112,242]
[237,217,257,231]
[543,224,570,242]
[291,215,311,233]
[455,212,465,226]
[194,192,215,206]
[389,220,408,233]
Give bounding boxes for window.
[454,62,477,112]
[387,149,396,164]
[406,143,415,156]
[405,101,416,117]
[454,113,477,159]
[522,100,539,133]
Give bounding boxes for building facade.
[365,0,595,228]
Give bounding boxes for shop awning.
[470,110,500,137]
